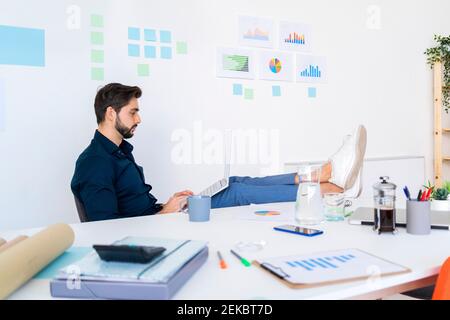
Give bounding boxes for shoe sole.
[344,126,367,190]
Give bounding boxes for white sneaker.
[329,125,367,190]
[344,167,363,198]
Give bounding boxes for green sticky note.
[91,67,104,81]
[90,14,104,28]
[244,88,254,100]
[176,41,188,54]
[91,50,104,63]
[137,64,149,77]
[91,32,104,45]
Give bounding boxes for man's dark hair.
[94,83,142,124]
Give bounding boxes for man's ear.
[105,106,116,122]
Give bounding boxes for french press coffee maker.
[373,176,397,234]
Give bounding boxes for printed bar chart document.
[254,248,410,288]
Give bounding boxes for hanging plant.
[425,35,450,113]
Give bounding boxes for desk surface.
[2,202,448,300]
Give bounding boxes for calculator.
[93,244,166,264]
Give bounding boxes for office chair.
[433,257,450,300]
[402,257,450,300]
[73,194,89,223]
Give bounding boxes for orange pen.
[217,251,228,269]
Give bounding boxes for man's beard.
[115,117,136,139]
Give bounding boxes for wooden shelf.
[434,61,446,187]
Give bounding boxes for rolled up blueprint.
[0,235,28,254]
[0,223,74,299]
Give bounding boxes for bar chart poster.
[258,51,294,82]
[216,47,255,79]
[296,54,327,83]
[238,16,274,48]
[279,21,311,52]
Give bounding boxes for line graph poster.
[258,51,294,82]
[279,21,312,52]
[216,47,255,79]
[296,54,327,83]
[238,16,274,48]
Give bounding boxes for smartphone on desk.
[274,225,323,237]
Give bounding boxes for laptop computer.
[198,161,230,197]
[197,131,232,198]
[349,207,450,230]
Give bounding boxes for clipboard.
[253,248,411,289]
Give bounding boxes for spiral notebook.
[254,248,410,288]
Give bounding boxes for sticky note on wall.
[176,42,188,54]
[144,29,157,42]
[144,46,156,59]
[160,47,172,59]
[160,30,172,43]
[272,86,281,97]
[128,27,140,41]
[244,88,254,100]
[128,44,140,57]
[90,15,104,28]
[91,68,104,81]
[91,32,104,45]
[91,50,104,63]
[233,84,243,96]
[0,25,45,67]
[137,64,149,76]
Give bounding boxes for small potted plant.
[431,187,450,211]
[443,181,450,200]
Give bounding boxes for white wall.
[0,0,449,231]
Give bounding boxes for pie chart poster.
[258,50,294,82]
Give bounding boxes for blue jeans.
[211,173,298,209]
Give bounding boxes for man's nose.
[136,114,141,124]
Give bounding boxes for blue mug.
[187,196,211,222]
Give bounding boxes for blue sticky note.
[160,30,172,43]
[144,46,156,59]
[128,27,140,41]
[308,87,317,98]
[233,84,243,96]
[144,29,157,42]
[34,247,92,279]
[0,25,45,67]
[272,85,281,97]
[128,44,140,57]
[160,46,172,59]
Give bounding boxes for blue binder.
[50,237,208,300]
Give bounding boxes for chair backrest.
[73,195,88,223]
[433,257,450,300]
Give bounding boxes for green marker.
[230,249,251,267]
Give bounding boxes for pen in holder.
[406,200,431,235]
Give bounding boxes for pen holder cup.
[187,196,211,222]
[406,200,431,235]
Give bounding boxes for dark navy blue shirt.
[71,130,161,221]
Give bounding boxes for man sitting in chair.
[71,83,366,222]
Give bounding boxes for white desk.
[2,202,448,300]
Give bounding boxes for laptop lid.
[349,207,450,230]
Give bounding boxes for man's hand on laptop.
[159,190,194,214]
